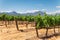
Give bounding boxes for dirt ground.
[0,21,60,40]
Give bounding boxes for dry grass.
[0,21,60,40]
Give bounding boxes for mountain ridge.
[0,11,45,15]
[0,11,60,15]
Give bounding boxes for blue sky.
[0,0,60,13]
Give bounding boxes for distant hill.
[0,11,45,16]
[0,11,60,16]
[0,11,20,15]
[21,11,44,16]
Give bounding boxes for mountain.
[0,11,45,16]
[21,11,45,16]
[8,11,17,14]
[0,11,60,16]
[0,11,20,15]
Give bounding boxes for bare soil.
[0,21,60,40]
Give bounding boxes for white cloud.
[46,10,60,14]
[0,10,40,13]
[26,10,39,13]
[0,10,12,13]
[41,9,47,11]
[55,10,60,13]
[56,6,60,8]
[17,10,40,13]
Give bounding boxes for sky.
[0,0,60,14]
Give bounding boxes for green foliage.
[0,13,60,29]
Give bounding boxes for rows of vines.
[0,13,60,37]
